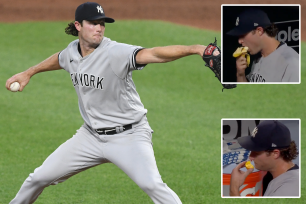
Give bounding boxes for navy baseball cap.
[75,2,115,23]
[237,120,291,151]
[226,8,271,36]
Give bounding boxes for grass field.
[0,21,305,203]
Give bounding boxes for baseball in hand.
[10,82,20,92]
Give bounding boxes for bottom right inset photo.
[222,119,300,198]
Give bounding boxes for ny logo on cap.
[235,17,239,26]
[251,127,258,137]
[97,6,104,14]
[254,23,258,26]
[272,143,277,147]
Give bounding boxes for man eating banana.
[227,8,299,83]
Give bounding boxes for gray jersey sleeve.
[58,40,79,72]
[58,49,68,71]
[108,43,146,79]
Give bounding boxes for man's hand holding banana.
[233,47,250,78]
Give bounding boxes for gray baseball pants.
[10,118,182,204]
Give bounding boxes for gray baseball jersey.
[264,168,299,196]
[246,43,299,82]
[59,37,147,129]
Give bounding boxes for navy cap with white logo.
[75,2,115,23]
[226,8,271,36]
[237,120,291,151]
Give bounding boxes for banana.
[233,47,248,57]
[245,161,254,169]
[233,47,250,67]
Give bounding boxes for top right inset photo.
[221,4,300,84]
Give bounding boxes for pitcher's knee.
[25,167,56,187]
[138,178,164,193]
[25,172,50,187]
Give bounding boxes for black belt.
[95,124,132,135]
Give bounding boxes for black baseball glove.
[202,38,237,91]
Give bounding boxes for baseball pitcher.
[6,2,226,203]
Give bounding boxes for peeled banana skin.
[233,47,250,67]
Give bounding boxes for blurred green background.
[0,21,304,203]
